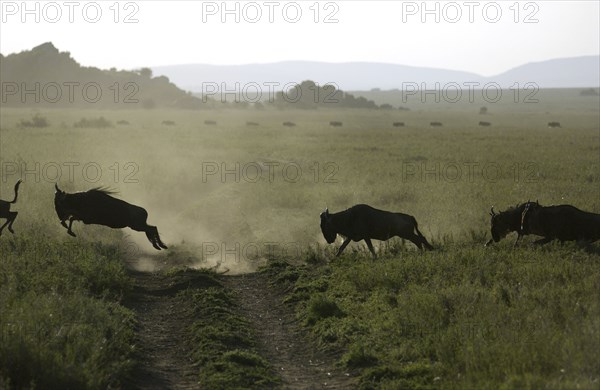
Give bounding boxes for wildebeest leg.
[484,238,494,247]
[364,238,377,259]
[145,230,162,250]
[513,234,522,247]
[414,226,434,250]
[533,237,552,245]
[336,237,351,257]
[0,218,9,235]
[6,211,18,233]
[67,217,77,237]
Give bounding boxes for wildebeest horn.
[490,206,496,216]
[55,183,60,192]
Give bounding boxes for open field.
[0,97,599,388]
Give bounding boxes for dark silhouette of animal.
[117,120,130,125]
[162,120,176,126]
[485,203,532,247]
[54,184,168,250]
[329,121,343,127]
[0,180,22,236]
[283,121,296,127]
[246,121,259,126]
[204,120,217,125]
[320,204,433,258]
[486,201,600,246]
[430,122,443,127]
[393,122,405,127]
[547,122,561,128]
[521,202,600,245]
[478,121,491,127]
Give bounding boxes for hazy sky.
[0,0,598,76]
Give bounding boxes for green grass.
[169,270,280,389]
[0,235,135,389]
[264,243,600,389]
[0,93,598,388]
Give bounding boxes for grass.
[264,242,600,389]
[169,270,280,389]
[0,235,135,389]
[0,91,598,387]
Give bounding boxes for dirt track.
[222,272,355,389]
[125,270,355,389]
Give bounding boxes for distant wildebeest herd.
[157,120,564,129]
[1,180,599,255]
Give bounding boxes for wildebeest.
[521,202,600,244]
[204,120,217,125]
[329,121,343,127]
[478,121,491,127]
[485,203,532,247]
[430,122,443,127]
[393,122,405,127]
[486,201,600,246]
[547,121,561,128]
[283,121,296,127]
[162,120,176,126]
[246,121,259,126]
[117,120,130,125]
[0,180,22,236]
[320,204,433,258]
[54,184,168,250]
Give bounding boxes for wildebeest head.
[320,208,337,244]
[489,206,511,242]
[54,184,69,221]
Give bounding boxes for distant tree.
[139,67,153,78]
[379,103,394,110]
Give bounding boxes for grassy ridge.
[0,234,135,389]
[265,242,600,389]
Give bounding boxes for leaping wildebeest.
[0,180,22,236]
[54,184,168,250]
[320,204,433,258]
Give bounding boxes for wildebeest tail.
[10,180,22,204]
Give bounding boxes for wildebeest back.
[336,204,417,241]
[525,205,600,241]
[65,190,148,228]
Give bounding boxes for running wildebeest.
[393,122,405,127]
[329,121,343,127]
[283,121,296,127]
[479,121,491,127]
[486,201,600,246]
[0,180,22,236]
[204,120,217,125]
[320,204,433,258]
[162,120,176,126]
[430,122,443,127]
[246,121,259,126]
[547,121,561,128]
[521,202,600,245]
[485,202,533,247]
[54,184,168,250]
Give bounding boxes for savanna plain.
[0,92,599,389]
